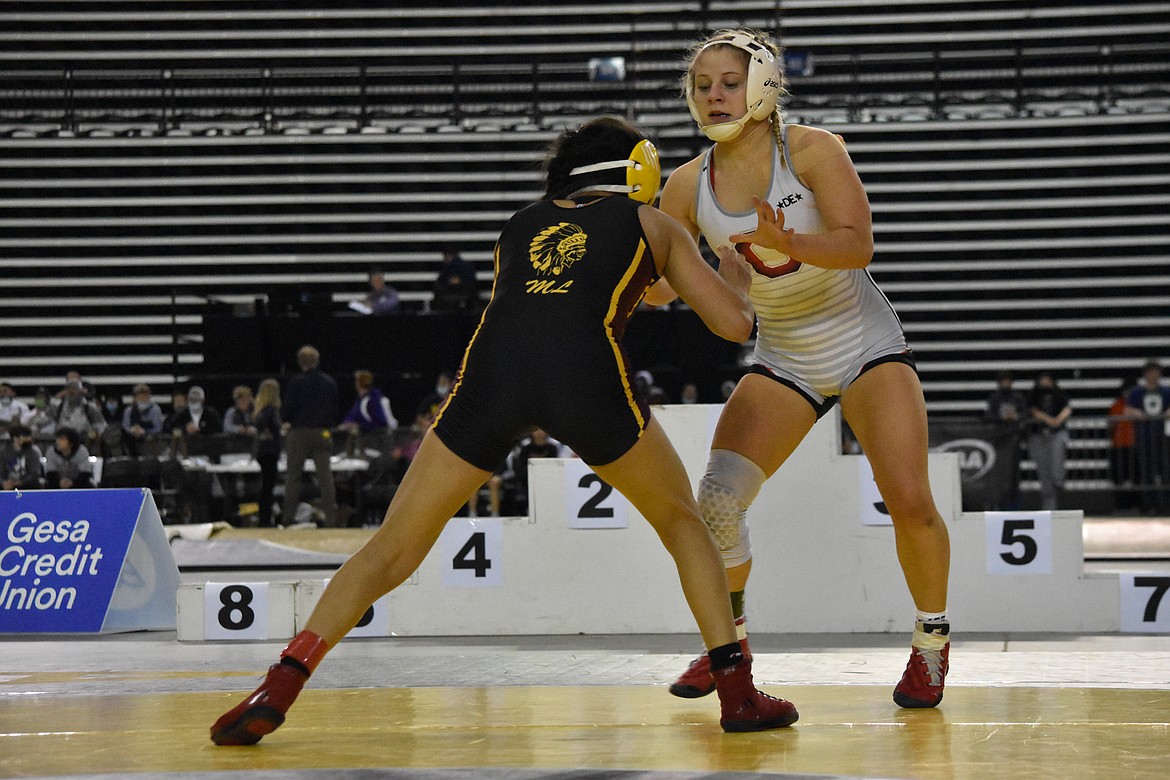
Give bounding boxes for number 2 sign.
[563,458,628,529]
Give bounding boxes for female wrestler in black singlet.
[211,117,798,744]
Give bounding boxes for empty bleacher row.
[1,0,1168,503]
[2,1,1167,134]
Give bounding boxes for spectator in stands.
[361,267,401,315]
[634,370,668,404]
[121,383,164,457]
[984,371,1028,425]
[680,382,700,405]
[983,370,1028,510]
[49,380,106,448]
[0,382,31,440]
[415,370,454,425]
[1124,359,1170,515]
[1026,372,1072,510]
[431,249,479,312]
[223,385,257,435]
[163,389,189,435]
[22,387,56,446]
[95,386,131,457]
[44,426,94,489]
[647,28,953,709]
[253,378,283,528]
[1,424,44,490]
[55,370,95,402]
[1107,377,1138,513]
[96,387,123,425]
[342,369,398,453]
[496,428,565,516]
[282,345,340,527]
[172,386,223,438]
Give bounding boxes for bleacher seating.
[1,0,1168,503]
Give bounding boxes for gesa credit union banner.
[0,489,179,633]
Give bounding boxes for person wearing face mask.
[168,386,223,523]
[20,387,54,445]
[171,386,223,438]
[121,383,164,457]
[415,370,455,424]
[49,380,107,448]
[1,424,44,490]
[0,383,32,441]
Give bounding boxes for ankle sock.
[708,641,745,672]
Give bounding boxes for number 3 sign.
[984,512,1052,575]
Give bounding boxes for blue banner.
[0,490,145,632]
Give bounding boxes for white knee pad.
[698,449,766,568]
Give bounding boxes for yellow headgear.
[566,138,661,204]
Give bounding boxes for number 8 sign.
[203,582,270,640]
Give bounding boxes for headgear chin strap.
[567,138,661,204]
[687,33,782,143]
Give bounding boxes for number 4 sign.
[439,517,502,587]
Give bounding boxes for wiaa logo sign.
[934,438,996,481]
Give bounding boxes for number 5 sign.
[984,512,1052,575]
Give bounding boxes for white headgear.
[686,33,782,143]
[567,138,661,204]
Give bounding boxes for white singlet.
[695,125,909,406]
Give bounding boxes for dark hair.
[543,116,648,200]
[55,426,81,450]
[8,424,30,438]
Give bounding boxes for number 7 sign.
[1120,574,1170,633]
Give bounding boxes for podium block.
[176,580,296,641]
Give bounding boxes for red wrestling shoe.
[210,661,308,745]
[670,619,750,699]
[713,658,798,732]
[210,630,329,746]
[893,625,950,709]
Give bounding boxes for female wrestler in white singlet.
[650,28,954,710]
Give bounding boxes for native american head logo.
[529,222,587,276]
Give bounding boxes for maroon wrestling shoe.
[712,658,798,732]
